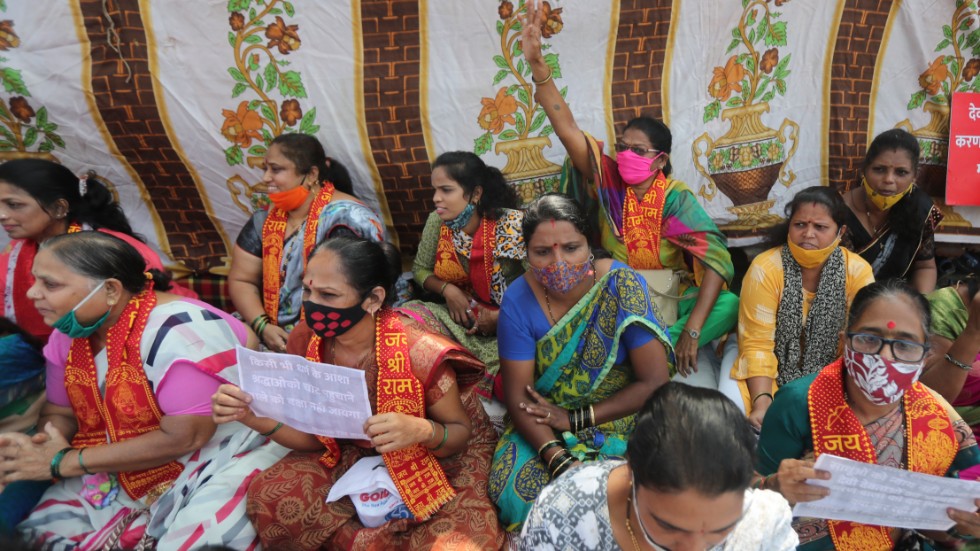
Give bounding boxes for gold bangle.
[537,439,562,456]
[439,281,449,296]
[532,69,553,86]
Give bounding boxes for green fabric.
[959,404,980,429]
[488,268,674,532]
[670,288,739,347]
[411,211,525,301]
[927,286,968,342]
[399,300,500,397]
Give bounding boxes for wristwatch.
[686,328,700,339]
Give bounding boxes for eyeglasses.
[614,142,661,157]
[846,332,930,363]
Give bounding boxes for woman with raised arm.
[229,133,386,353]
[519,0,736,378]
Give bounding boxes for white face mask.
[630,481,739,551]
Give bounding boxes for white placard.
[236,345,372,440]
[792,453,980,531]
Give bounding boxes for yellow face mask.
[863,178,913,211]
[787,232,841,269]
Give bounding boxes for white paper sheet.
[792,453,980,531]
[236,345,372,440]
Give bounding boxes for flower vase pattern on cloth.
[221,0,319,217]
[896,1,979,229]
[692,0,799,232]
[474,1,564,205]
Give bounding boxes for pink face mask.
[617,149,665,186]
[843,346,923,406]
[530,256,594,295]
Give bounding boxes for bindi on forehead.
[887,321,896,330]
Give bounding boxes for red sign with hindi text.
[948,92,980,206]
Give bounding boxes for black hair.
[271,134,355,196]
[40,231,172,293]
[765,185,847,249]
[624,116,673,176]
[312,237,400,305]
[0,159,136,236]
[848,278,931,338]
[431,151,518,219]
[628,382,756,495]
[522,193,591,244]
[862,128,920,174]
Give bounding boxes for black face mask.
[303,300,367,338]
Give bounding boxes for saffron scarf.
[261,182,335,322]
[808,360,957,550]
[304,308,456,520]
[433,217,498,306]
[622,172,669,269]
[65,286,184,501]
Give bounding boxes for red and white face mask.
[843,346,923,406]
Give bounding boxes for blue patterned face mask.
[444,203,476,231]
[51,280,111,339]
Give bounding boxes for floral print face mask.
[843,346,923,406]
[529,255,594,295]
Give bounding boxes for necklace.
[624,481,642,551]
[542,261,597,324]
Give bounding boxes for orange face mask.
[268,184,310,212]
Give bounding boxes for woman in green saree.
[489,194,674,531]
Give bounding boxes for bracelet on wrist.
[431,422,449,451]
[439,281,450,296]
[260,421,284,437]
[78,448,93,475]
[537,439,563,458]
[945,353,973,372]
[532,69,553,86]
[50,447,74,480]
[751,392,774,405]
[547,449,569,472]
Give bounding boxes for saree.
[245,318,504,551]
[18,299,288,551]
[405,209,525,399]
[559,133,737,345]
[489,267,674,532]
[846,185,943,281]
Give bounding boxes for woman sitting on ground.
[214,237,503,550]
[521,382,798,550]
[1,231,285,550]
[229,133,386,352]
[757,279,980,549]
[403,151,525,409]
[490,193,673,532]
[842,128,942,293]
[732,186,874,428]
[520,0,735,378]
[921,277,980,439]
[0,159,195,344]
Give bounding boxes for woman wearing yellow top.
[731,187,874,428]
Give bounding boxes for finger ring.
[546,411,552,419]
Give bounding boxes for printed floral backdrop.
[1,0,978,274]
